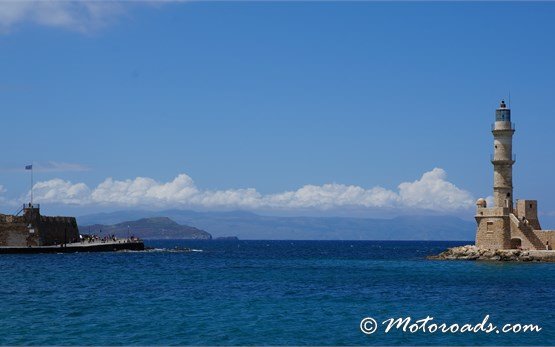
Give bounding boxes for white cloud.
[397,168,474,210]
[193,188,262,208]
[485,195,494,208]
[264,184,399,209]
[0,0,149,33]
[0,185,13,206]
[29,168,475,212]
[33,178,90,204]
[91,174,199,206]
[0,185,7,208]
[0,162,89,173]
[35,161,90,172]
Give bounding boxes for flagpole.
[25,164,34,206]
[31,165,33,205]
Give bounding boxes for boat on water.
[0,203,144,254]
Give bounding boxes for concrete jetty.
[0,239,145,254]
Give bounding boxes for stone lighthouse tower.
[475,100,515,250]
[475,100,555,250]
[491,100,515,209]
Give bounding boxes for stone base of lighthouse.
[475,200,555,250]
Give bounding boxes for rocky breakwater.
[428,245,555,262]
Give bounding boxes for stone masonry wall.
[0,214,41,247]
[475,214,511,249]
[515,200,541,230]
[534,230,555,250]
[0,212,80,247]
[493,164,513,208]
[509,216,545,250]
[38,216,80,246]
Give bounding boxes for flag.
[25,165,32,170]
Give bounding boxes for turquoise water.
[0,240,553,345]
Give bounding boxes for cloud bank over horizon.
[12,168,476,213]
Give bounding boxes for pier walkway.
[0,239,145,254]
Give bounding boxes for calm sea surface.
[0,240,553,346]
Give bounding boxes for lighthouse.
[475,100,555,250]
[491,100,515,209]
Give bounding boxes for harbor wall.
[0,210,80,247]
[0,214,40,246]
[38,216,80,245]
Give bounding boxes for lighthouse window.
[507,193,511,197]
[486,222,494,232]
[495,145,498,149]
[530,203,533,208]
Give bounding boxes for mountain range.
[77,209,475,241]
[80,217,212,240]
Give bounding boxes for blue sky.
[1,1,555,221]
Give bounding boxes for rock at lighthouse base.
[427,245,555,262]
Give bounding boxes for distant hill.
[77,210,474,241]
[80,217,212,240]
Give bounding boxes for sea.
[0,240,553,346]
